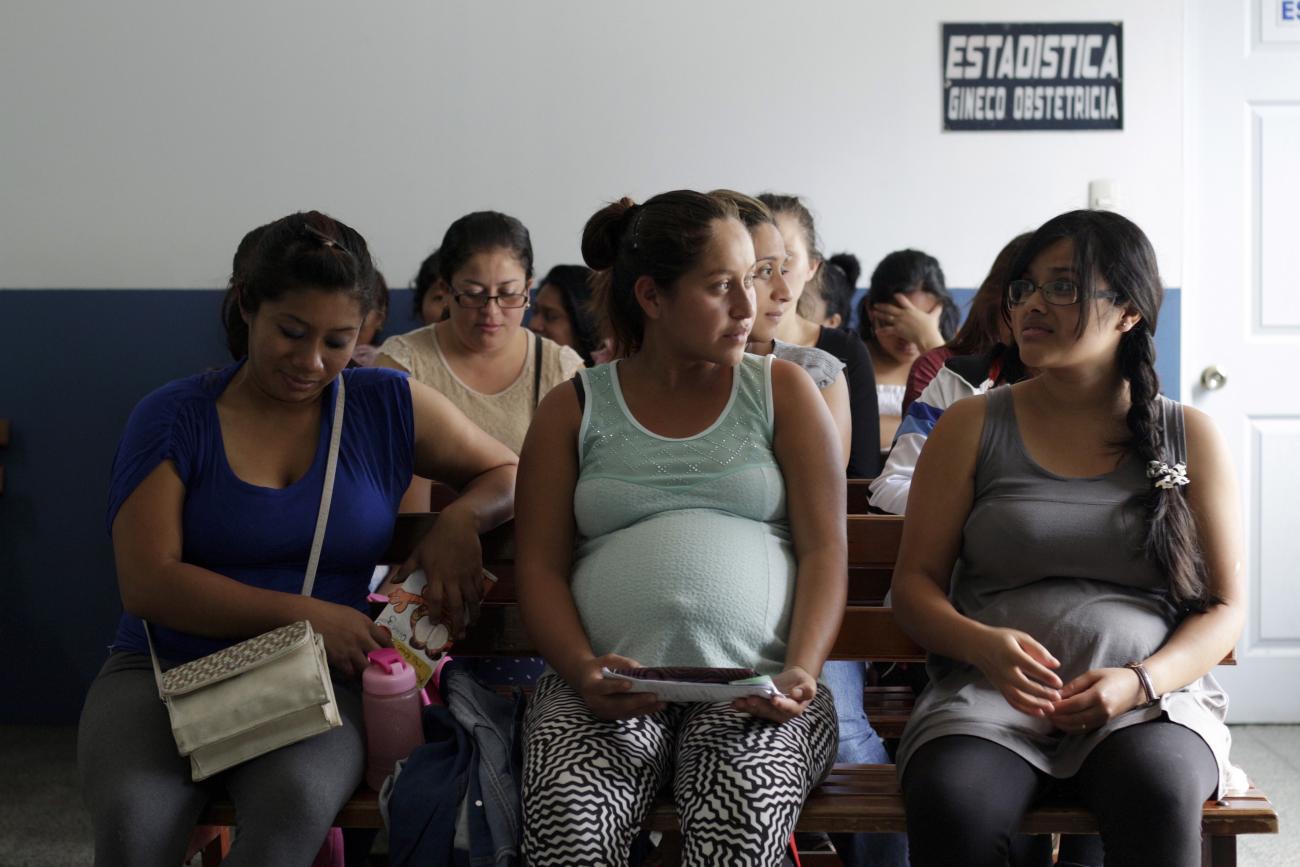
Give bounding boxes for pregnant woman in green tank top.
[513,190,847,867]
[892,210,1245,867]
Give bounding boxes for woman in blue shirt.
[78,211,517,866]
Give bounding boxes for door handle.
[1200,365,1228,391]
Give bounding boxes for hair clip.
[1147,460,1189,490]
[631,208,643,251]
[304,224,339,249]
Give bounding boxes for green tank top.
[570,354,795,675]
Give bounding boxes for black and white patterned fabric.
[522,673,838,866]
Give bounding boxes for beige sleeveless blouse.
[378,325,584,453]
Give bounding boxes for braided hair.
[1008,210,1212,611]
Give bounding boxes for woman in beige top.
[378,211,584,509]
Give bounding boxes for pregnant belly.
[570,511,794,667]
[960,577,1178,682]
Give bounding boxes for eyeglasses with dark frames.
[1007,279,1117,307]
[452,291,530,310]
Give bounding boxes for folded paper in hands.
[601,666,783,703]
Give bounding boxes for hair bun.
[829,252,861,289]
[581,197,638,271]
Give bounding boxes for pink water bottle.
[362,648,424,790]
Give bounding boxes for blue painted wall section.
[0,286,1180,723]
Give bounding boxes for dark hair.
[371,268,389,314]
[221,211,376,360]
[410,248,442,319]
[758,193,831,305]
[710,189,774,230]
[947,233,1033,357]
[581,191,740,356]
[830,251,861,291]
[816,252,859,330]
[1010,209,1211,611]
[438,211,534,285]
[857,249,960,344]
[756,193,821,264]
[364,269,390,346]
[539,264,599,364]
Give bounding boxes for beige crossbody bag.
[145,376,346,781]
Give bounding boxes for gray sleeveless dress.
[896,387,1238,796]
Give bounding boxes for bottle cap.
[364,648,417,695]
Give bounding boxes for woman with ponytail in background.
[515,191,844,866]
[758,193,882,477]
[79,211,517,866]
[892,210,1244,867]
[799,252,858,332]
[710,189,851,465]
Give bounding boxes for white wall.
[0,1,1183,290]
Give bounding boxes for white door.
[1184,0,1300,722]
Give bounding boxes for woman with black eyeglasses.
[376,212,582,686]
[377,211,585,459]
[892,210,1244,867]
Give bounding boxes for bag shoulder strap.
[145,374,346,689]
[303,374,346,598]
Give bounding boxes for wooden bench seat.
[195,512,1276,867]
[198,765,1278,841]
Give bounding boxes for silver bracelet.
[1124,661,1158,706]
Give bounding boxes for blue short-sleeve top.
[106,362,415,663]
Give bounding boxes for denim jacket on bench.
[443,664,526,867]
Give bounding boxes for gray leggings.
[77,651,365,867]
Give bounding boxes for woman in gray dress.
[892,209,1244,867]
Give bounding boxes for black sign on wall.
[942,22,1123,131]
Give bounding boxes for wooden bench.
[196,512,1277,866]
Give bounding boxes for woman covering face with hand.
[78,211,517,866]
[857,249,960,445]
[892,210,1244,867]
[515,191,845,867]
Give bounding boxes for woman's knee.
[1105,763,1208,824]
[1082,723,1216,824]
[83,779,205,867]
[901,737,1040,865]
[224,709,365,833]
[903,773,1020,840]
[78,657,210,865]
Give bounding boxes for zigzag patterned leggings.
[522,673,838,867]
